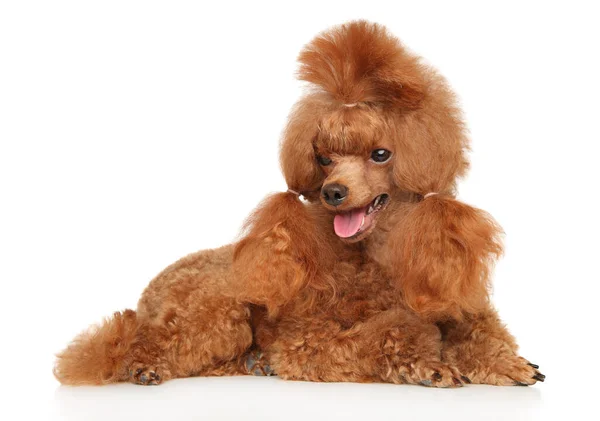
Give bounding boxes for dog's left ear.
[389,195,503,322]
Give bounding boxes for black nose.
[322,183,348,206]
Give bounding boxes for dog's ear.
[231,192,332,318]
[389,195,503,322]
[297,20,425,109]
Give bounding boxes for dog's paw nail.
[139,374,148,383]
[461,375,472,384]
[452,377,463,387]
[533,373,545,382]
[420,379,433,386]
[432,372,442,381]
[528,363,540,369]
[515,381,529,386]
[246,357,256,372]
[135,368,143,376]
[263,364,274,376]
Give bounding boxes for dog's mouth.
[333,194,389,239]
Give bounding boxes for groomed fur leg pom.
[54,309,138,385]
[232,192,332,318]
[390,195,503,322]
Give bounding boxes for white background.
[1,1,598,420]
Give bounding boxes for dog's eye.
[317,155,332,166]
[371,149,392,163]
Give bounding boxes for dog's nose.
[322,183,348,206]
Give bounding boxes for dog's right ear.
[231,192,333,318]
[280,95,327,199]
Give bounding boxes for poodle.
[54,21,544,388]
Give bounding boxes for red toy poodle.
[54,21,544,388]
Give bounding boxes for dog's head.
[280,21,469,242]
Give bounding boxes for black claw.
[149,371,156,379]
[155,374,161,381]
[528,363,540,369]
[245,354,257,372]
[515,381,529,386]
[461,375,472,384]
[246,350,275,376]
[135,368,143,376]
[452,377,463,386]
[432,372,443,381]
[263,364,274,376]
[533,373,545,382]
[139,374,148,383]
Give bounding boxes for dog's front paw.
[245,349,275,376]
[473,355,545,386]
[398,360,467,388]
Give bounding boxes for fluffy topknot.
[297,20,425,109]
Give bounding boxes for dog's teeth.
[360,215,365,228]
[374,196,381,207]
[367,204,373,215]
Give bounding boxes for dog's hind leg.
[55,245,255,386]
[126,246,254,385]
[127,292,253,385]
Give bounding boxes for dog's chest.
[328,262,399,326]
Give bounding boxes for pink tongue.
[334,208,366,238]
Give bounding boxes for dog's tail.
[53,309,139,385]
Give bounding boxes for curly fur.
[54,310,138,385]
[389,194,504,321]
[232,192,335,318]
[54,21,544,388]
